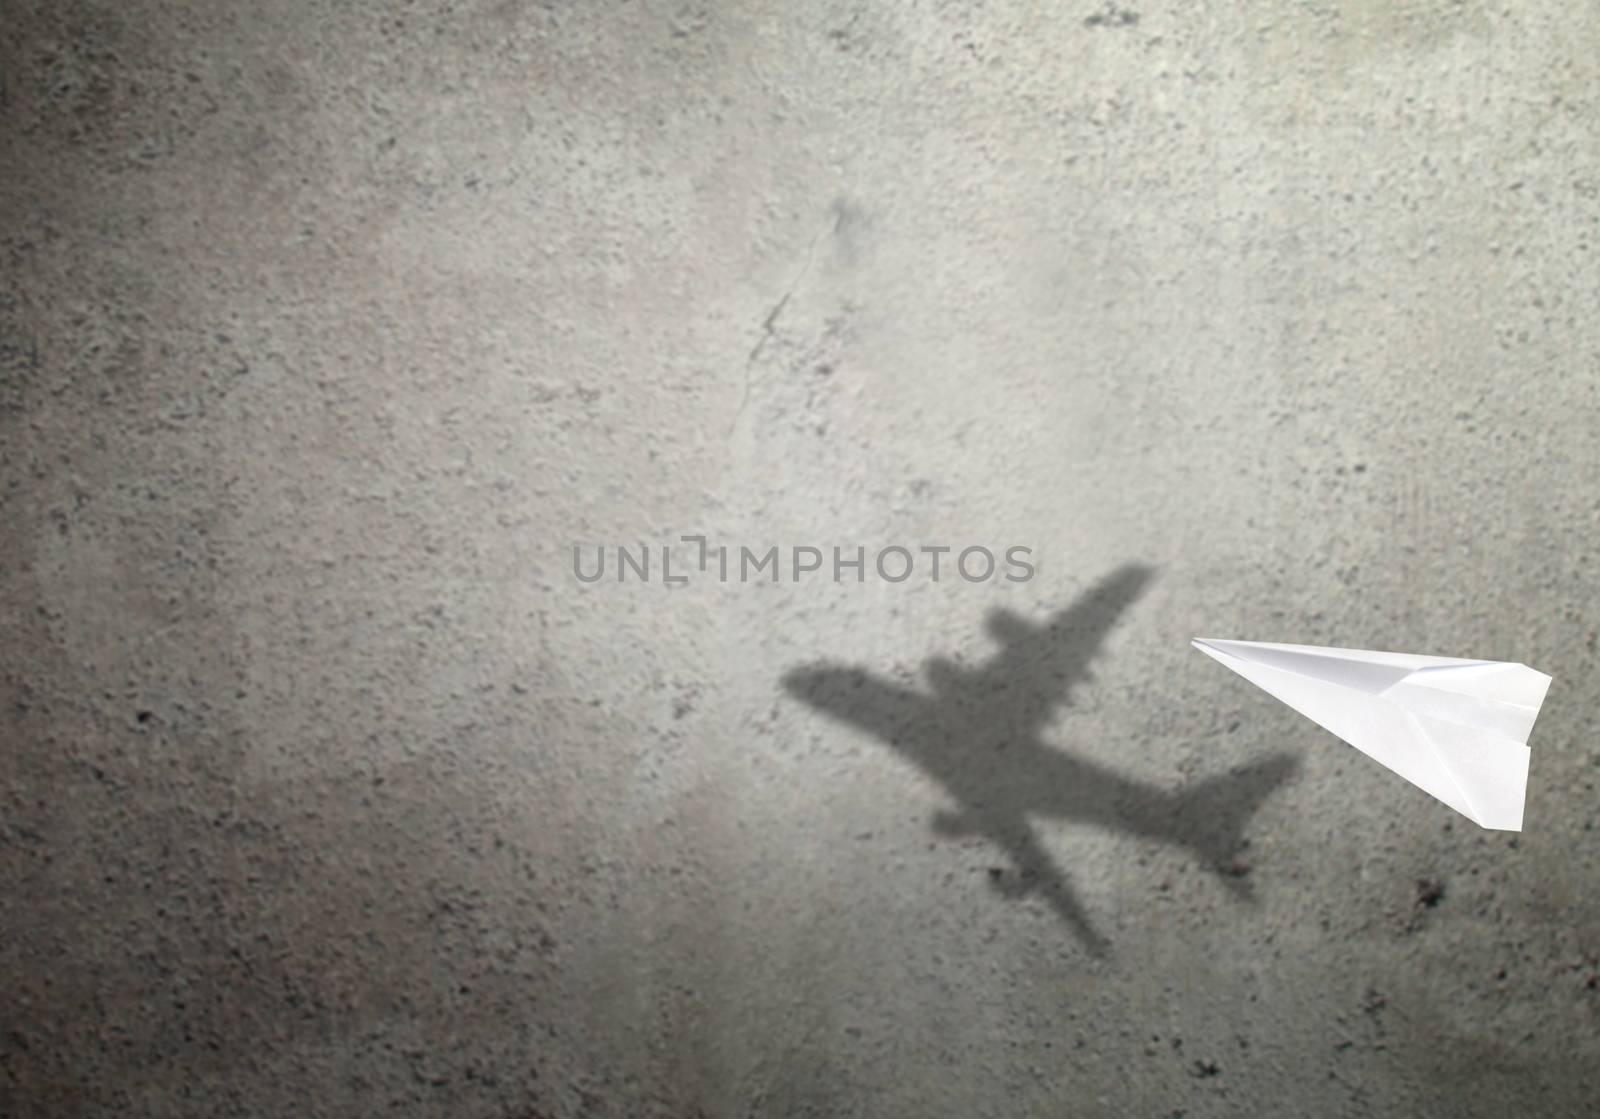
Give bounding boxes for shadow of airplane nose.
[779,665,859,698]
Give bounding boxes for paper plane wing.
[1193,638,1553,831]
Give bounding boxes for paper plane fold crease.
[1193,637,1552,831]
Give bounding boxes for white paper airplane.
[1193,638,1553,831]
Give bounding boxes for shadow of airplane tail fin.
[1172,752,1301,897]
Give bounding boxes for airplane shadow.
[781,563,1300,956]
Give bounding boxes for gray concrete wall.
[4,2,1599,1116]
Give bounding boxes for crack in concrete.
[729,217,833,437]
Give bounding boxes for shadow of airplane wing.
[970,816,1111,955]
[782,663,1112,953]
[974,562,1157,736]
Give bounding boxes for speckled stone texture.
[3,2,1599,1116]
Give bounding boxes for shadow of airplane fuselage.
[781,564,1298,955]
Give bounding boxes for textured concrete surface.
[4,2,1600,1116]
